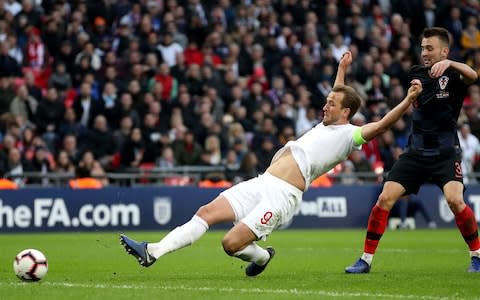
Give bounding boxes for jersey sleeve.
[408,65,423,81]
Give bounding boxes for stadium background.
[0,1,480,231]
[1,3,480,299]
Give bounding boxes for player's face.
[322,91,349,126]
[421,36,449,67]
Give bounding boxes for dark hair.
[422,27,450,47]
[332,84,362,120]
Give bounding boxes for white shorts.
[220,172,303,240]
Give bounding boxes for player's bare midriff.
[266,148,305,191]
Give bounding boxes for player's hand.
[339,51,352,69]
[407,79,422,101]
[429,60,451,78]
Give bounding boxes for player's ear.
[343,107,351,119]
[441,46,449,59]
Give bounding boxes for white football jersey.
[271,122,362,191]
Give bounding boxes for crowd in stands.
[0,0,480,188]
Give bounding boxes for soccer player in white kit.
[120,51,423,276]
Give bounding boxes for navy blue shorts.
[386,150,463,194]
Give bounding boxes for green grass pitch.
[0,229,478,300]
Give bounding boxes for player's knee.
[222,234,243,256]
[445,195,465,213]
[196,204,210,219]
[377,192,397,210]
[222,236,239,256]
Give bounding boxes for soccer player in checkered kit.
[120,51,423,276]
[346,27,480,274]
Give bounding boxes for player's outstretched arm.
[359,80,422,141]
[431,59,478,84]
[333,51,352,87]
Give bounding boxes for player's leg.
[443,181,480,272]
[220,174,298,276]
[147,195,235,258]
[222,222,274,276]
[120,195,235,266]
[345,181,405,273]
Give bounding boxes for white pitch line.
[0,281,456,300]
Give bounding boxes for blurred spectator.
[73,82,104,128]
[202,134,222,166]
[254,136,276,172]
[152,62,178,101]
[157,146,176,169]
[100,81,118,123]
[113,115,134,152]
[6,33,23,65]
[296,106,318,138]
[83,114,115,168]
[0,77,16,116]
[4,147,32,186]
[461,16,480,59]
[458,123,480,184]
[274,102,295,134]
[5,0,22,17]
[0,0,477,187]
[349,149,375,182]
[24,27,45,70]
[277,125,296,146]
[75,150,96,178]
[223,148,240,182]
[330,34,349,62]
[56,40,75,76]
[48,61,72,95]
[120,127,146,169]
[157,31,183,67]
[167,108,187,142]
[54,149,75,175]
[9,84,38,122]
[29,145,53,186]
[377,129,397,173]
[251,117,278,150]
[266,76,286,106]
[141,112,164,163]
[172,130,202,165]
[61,134,81,164]
[339,160,358,185]
[237,151,259,181]
[111,92,141,130]
[184,40,203,66]
[35,87,64,152]
[90,160,109,187]
[23,70,42,102]
[75,41,102,71]
[444,7,463,58]
[18,126,35,154]
[185,63,204,96]
[57,108,87,141]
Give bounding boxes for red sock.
[455,205,480,251]
[364,205,389,254]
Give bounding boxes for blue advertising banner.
[0,185,479,232]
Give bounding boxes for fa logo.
[153,197,172,225]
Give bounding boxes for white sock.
[147,215,209,259]
[232,243,270,265]
[361,252,374,265]
[470,249,480,258]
